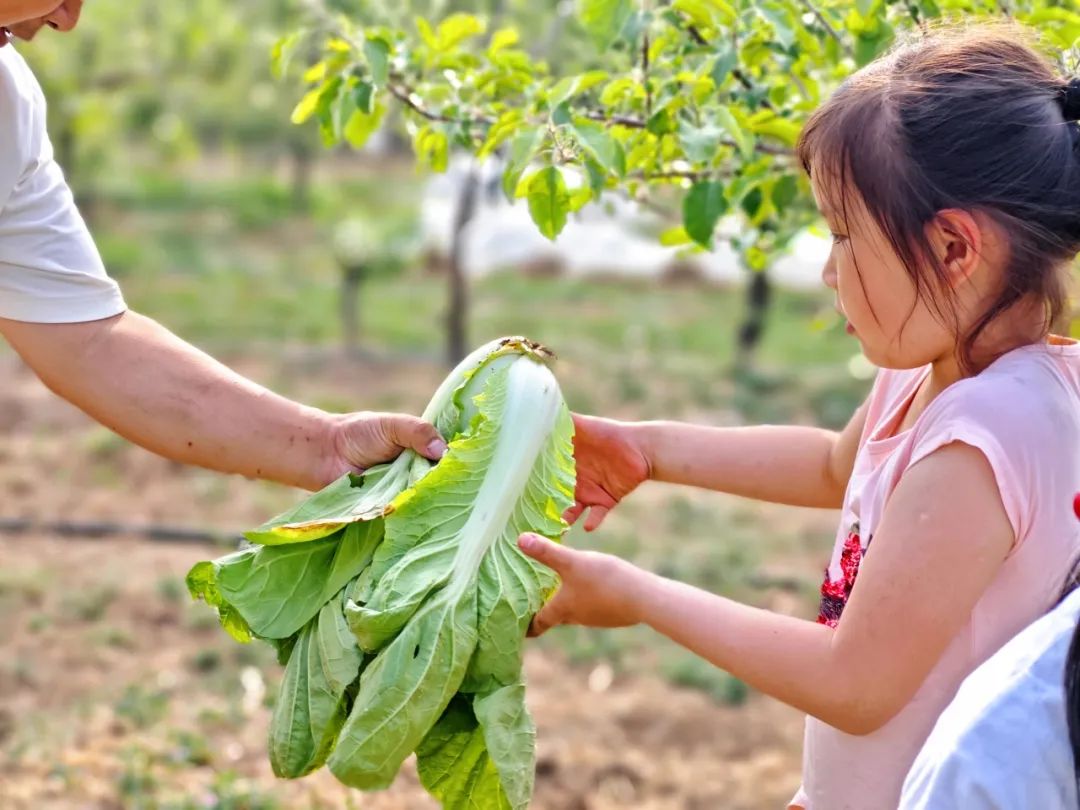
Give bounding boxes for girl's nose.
[821,255,838,290]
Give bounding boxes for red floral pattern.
[817,522,867,628]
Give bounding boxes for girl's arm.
[569,400,869,530]
[639,396,870,508]
[522,440,1013,735]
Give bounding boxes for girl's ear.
[925,209,983,288]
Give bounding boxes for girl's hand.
[568,414,651,531]
[517,532,651,636]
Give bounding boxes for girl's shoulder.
[932,341,1080,433]
[885,343,1080,543]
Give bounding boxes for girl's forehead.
[811,171,874,232]
[810,171,846,218]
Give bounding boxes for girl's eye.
[831,232,849,245]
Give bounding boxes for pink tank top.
[791,339,1080,809]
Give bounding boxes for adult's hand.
[322,411,446,483]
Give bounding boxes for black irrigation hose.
[0,520,812,592]
[0,517,243,546]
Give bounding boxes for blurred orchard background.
[1,1,1078,808]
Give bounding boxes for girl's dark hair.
[796,23,1080,374]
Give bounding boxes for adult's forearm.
[3,311,336,489]
[634,421,846,508]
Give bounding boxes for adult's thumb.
[517,533,575,573]
[388,415,447,461]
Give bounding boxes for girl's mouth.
[846,321,856,335]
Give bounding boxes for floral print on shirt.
[817,521,869,628]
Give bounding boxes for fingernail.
[518,533,539,552]
[426,439,448,459]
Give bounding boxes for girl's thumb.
[517,533,573,572]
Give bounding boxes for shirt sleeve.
[905,375,1034,545]
[0,47,126,324]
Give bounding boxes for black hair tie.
[1060,77,1080,122]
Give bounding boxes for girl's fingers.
[583,505,609,532]
[527,606,555,637]
[518,533,576,574]
[564,501,587,525]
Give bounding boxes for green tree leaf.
[570,120,625,177]
[436,13,487,51]
[579,0,633,48]
[416,126,450,172]
[502,127,546,199]
[757,2,796,49]
[660,225,693,246]
[771,174,799,210]
[683,180,728,248]
[364,37,391,87]
[488,27,519,57]
[856,0,880,17]
[715,106,753,160]
[271,31,303,81]
[677,118,723,164]
[291,86,323,125]
[344,102,386,149]
[526,167,570,240]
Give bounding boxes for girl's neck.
[909,319,1053,431]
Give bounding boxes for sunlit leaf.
[683,180,727,248]
[579,0,633,48]
[527,167,570,240]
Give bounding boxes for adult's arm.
[0,311,445,490]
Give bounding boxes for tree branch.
[687,24,709,46]
[584,110,648,128]
[634,169,732,182]
[643,30,653,119]
[388,84,454,123]
[685,25,777,113]
[387,82,495,126]
[801,0,854,59]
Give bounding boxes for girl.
[517,24,1080,810]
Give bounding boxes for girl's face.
[812,176,957,371]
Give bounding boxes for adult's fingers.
[384,415,447,460]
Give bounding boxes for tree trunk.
[341,264,364,357]
[288,137,314,211]
[736,270,772,367]
[447,165,479,366]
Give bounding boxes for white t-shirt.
[899,586,1080,809]
[0,44,125,323]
